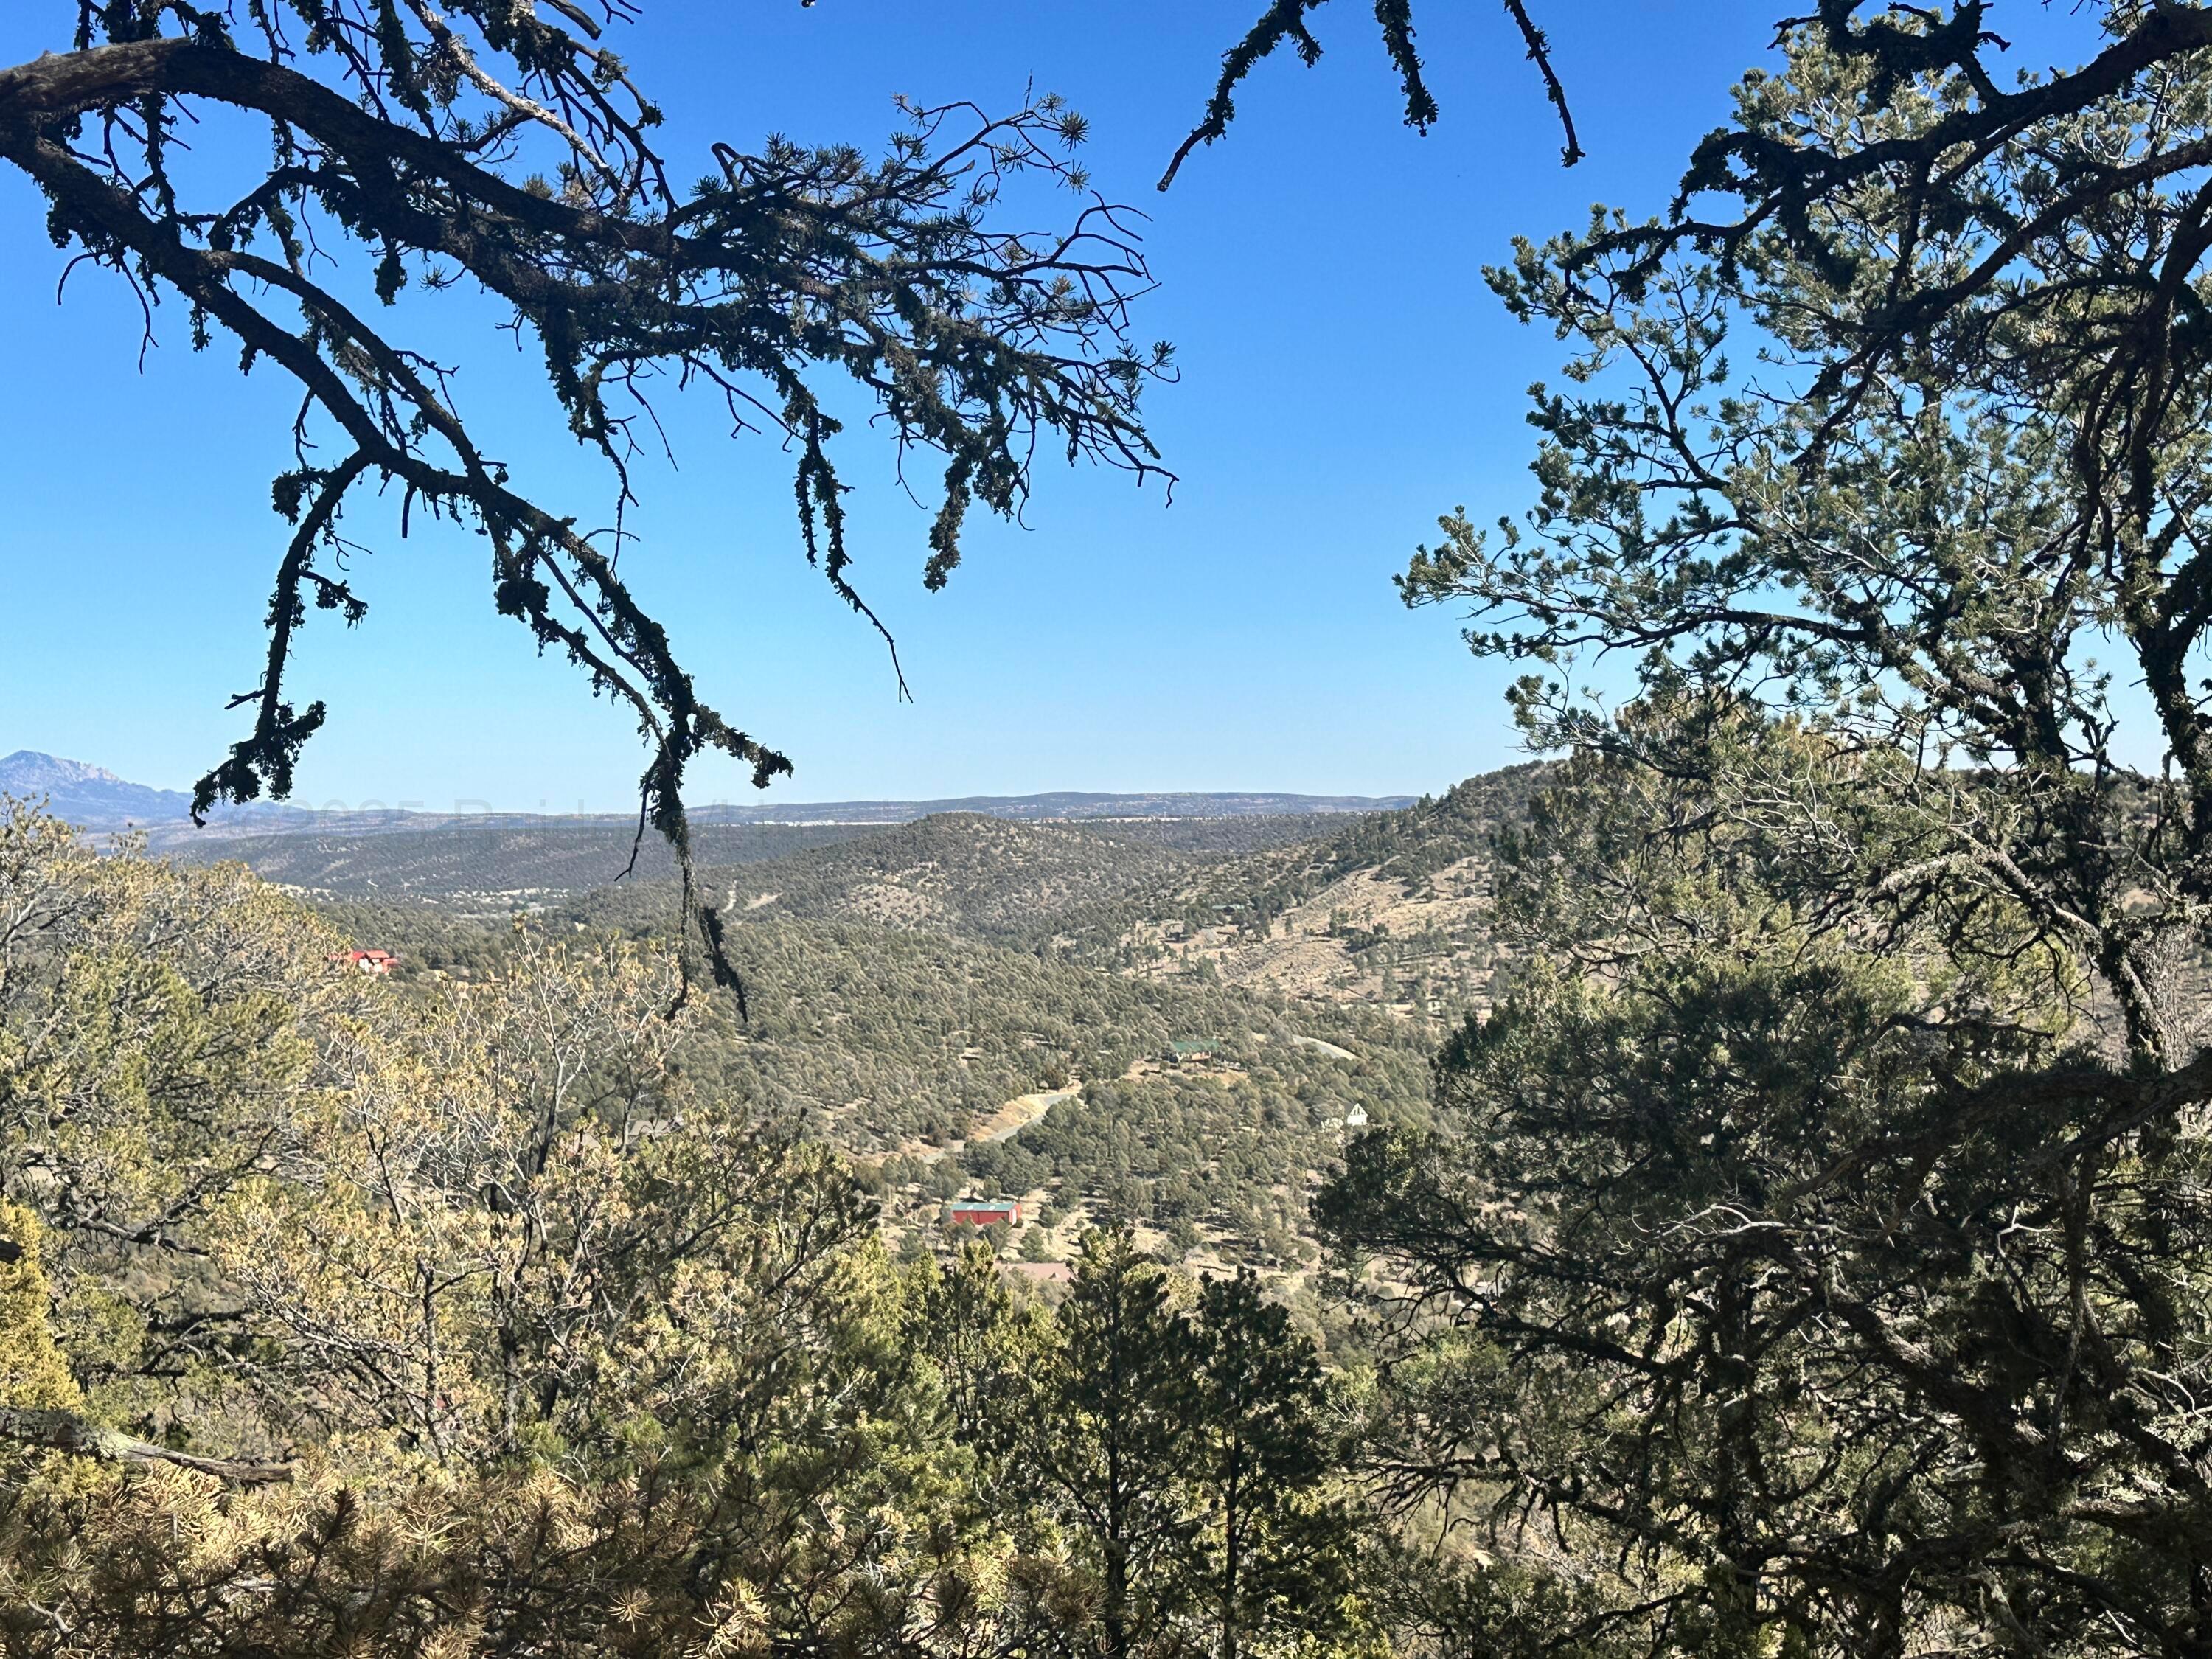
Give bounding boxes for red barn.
[946,1199,1021,1228]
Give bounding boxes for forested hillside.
[184,807,1337,909]
[525,771,1547,1014]
[165,818,880,901]
[294,778,1535,1253]
[307,792,1471,1270]
[563,812,1338,940]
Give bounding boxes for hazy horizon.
[0,746,1426,825]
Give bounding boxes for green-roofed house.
[1169,1039,1218,1066]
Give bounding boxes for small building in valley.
[947,1198,1021,1228]
[338,949,400,976]
[1169,1039,1218,1066]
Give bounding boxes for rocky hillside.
[1088,765,1550,1016]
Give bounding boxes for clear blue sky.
[0,3,2102,812]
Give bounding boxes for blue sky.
[0,3,2102,812]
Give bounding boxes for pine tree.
[1034,1227,1198,1659]
[1185,1270,1352,1659]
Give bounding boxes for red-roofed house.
[946,1198,1021,1228]
[338,949,400,976]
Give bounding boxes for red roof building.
[946,1199,1021,1228]
[338,949,400,976]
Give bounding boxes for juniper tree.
[1361,18,2212,1643]
[1371,20,2212,1578]
[1398,12,2212,1079]
[1183,1269,1350,1659]
[1030,1226,1200,1659]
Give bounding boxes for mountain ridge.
[0,749,199,828]
[0,751,1417,835]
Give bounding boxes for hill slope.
[532,813,1331,939]
[366,769,1554,1023]
[1060,765,1551,1014]
[300,765,1550,1274]
[175,819,880,902]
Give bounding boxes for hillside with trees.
[299,776,1535,1203]
[170,818,880,903]
[288,770,1551,1279]
[313,813,1451,1259]
[161,804,1334,918]
[574,812,1342,942]
[1086,765,1550,1012]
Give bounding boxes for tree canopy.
[1332,7,2212,1652]
[1403,3,2212,1073]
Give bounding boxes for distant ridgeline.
[0,751,1410,838]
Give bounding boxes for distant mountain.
[0,751,351,835]
[0,751,198,829]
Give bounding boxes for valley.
[4,752,1538,1279]
[312,776,1536,1277]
